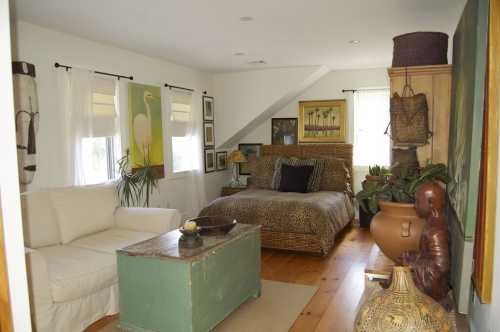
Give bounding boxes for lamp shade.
[229,150,247,163]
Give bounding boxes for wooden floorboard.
[86,227,376,332]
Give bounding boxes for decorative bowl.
[188,216,237,236]
[178,227,203,248]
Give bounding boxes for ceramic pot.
[354,266,452,332]
[370,201,424,262]
[365,175,380,182]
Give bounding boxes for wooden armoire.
[388,65,452,166]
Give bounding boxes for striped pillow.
[272,157,325,192]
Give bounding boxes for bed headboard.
[261,144,353,194]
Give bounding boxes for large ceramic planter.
[370,201,424,262]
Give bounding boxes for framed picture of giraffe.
[298,99,347,143]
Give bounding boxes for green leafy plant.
[116,149,159,208]
[368,165,390,177]
[356,162,450,214]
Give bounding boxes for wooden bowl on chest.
[189,216,237,236]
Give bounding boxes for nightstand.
[221,186,247,196]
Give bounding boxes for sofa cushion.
[37,245,117,303]
[70,228,157,254]
[21,191,61,248]
[50,184,118,244]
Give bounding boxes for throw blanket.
[199,189,354,253]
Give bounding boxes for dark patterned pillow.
[319,158,348,192]
[271,157,325,192]
[278,164,314,193]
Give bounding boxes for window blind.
[91,76,118,137]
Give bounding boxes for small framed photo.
[272,118,298,145]
[204,148,216,173]
[216,151,228,171]
[238,143,262,175]
[203,96,214,121]
[204,122,215,146]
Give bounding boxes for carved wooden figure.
[401,181,451,304]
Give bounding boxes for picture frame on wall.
[216,151,228,171]
[271,117,298,145]
[298,99,347,143]
[204,148,216,173]
[203,122,215,146]
[203,95,214,121]
[238,143,262,175]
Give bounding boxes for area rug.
[99,279,317,332]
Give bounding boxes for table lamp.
[228,150,247,187]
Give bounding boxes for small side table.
[221,186,247,196]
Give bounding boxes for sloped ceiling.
[213,66,330,148]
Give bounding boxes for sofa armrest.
[25,248,53,316]
[114,207,182,234]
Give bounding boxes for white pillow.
[50,184,118,244]
[21,190,61,248]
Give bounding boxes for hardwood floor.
[263,226,373,332]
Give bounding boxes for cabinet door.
[389,66,451,166]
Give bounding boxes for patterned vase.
[354,266,452,332]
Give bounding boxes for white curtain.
[352,88,390,194]
[185,92,207,218]
[167,88,207,218]
[57,68,119,185]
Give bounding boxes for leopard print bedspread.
[199,189,354,253]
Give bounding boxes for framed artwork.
[128,82,164,178]
[204,122,215,146]
[272,118,298,145]
[298,99,347,143]
[216,151,228,171]
[204,149,216,173]
[238,143,262,175]
[473,0,498,304]
[203,96,214,121]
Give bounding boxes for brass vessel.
[354,266,452,332]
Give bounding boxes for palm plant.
[116,148,159,208]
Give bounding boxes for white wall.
[213,66,329,148]
[0,2,32,330]
[240,67,389,192]
[13,21,229,217]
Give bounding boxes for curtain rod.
[54,62,133,80]
[164,84,209,95]
[342,89,357,93]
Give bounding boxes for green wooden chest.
[117,224,261,332]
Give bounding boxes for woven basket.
[389,92,430,146]
[392,32,448,67]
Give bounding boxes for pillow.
[248,155,276,189]
[278,164,314,193]
[50,184,118,244]
[319,158,349,192]
[272,157,325,192]
[21,190,61,248]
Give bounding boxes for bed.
[199,144,355,255]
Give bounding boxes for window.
[81,77,121,184]
[170,89,193,173]
[353,89,390,166]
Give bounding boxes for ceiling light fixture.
[239,16,254,22]
[349,40,360,44]
[248,60,266,65]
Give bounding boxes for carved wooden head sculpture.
[414,181,445,219]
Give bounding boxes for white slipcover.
[23,184,182,332]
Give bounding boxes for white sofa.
[22,183,181,332]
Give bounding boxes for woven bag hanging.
[385,71,432,146]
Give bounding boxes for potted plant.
[116,149,159,208]
[365,165,390,183]
[356,162,450,261]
